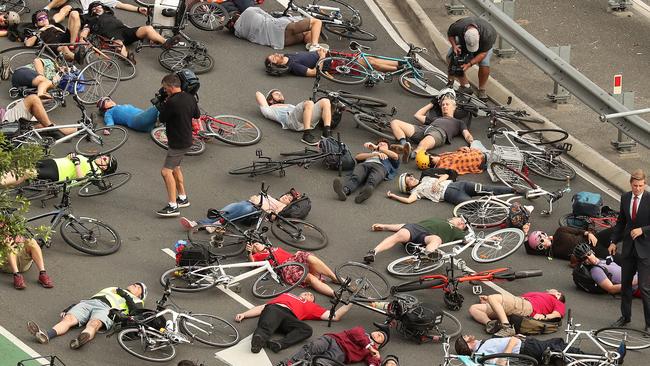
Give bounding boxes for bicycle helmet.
[3,11,20,26]
[455,336,472,356]
[572,241,593,262]
[96,97,112,112]
[266,89,281,104]
[104,156,118,175]
[527,230,547,251]
[415,150,431,170]
[134,282,147,300]
[372,322,390,349]
[437,87,456,103]
[87,1,104,13]
[397,173,413,194]
[265,59,289,76]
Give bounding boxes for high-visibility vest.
[92,287,143,315]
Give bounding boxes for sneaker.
[27,321,49,344]
[251,334,264,353]
[477,89,488,101]
[363,250,376,264]
[300,132,319,146]
[163,34,182,50]
[176,197,191,208]
[355,185,374,204]
[156,204,180,217]
[402,142,412,163]
[333,178,347,201]
[494,324,516,337]
[13,274,26,290]
[38,272,54,288]
[458,85,473,95]
[485,319,501,334]
[268,339,282,353]
[69,332,91,349]
[308,43,329,52]
[0,56,10,81]
[179,217,197,230]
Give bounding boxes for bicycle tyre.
[150,126,206,156]
[558,213,590,230]
[75,59,120,104]
[187,224,247,258]
[594,327,650,350]
[490,162,537,192]
[478,353,538,365]
[228,162,285,176]
[316,56,369,85]
[0,0,28,14]
[495,110,545,124]
[323,23,377,41]
[85,50,136,81]
[314,0,362,26]
[398,69,449,98]
[5,49,56,74]
[341,93,388,108]
[59,217,121,255]
[471,228,524,263]
[179,313,240,347]
[75,126,128,155]
[159,266,219,293]
[134,0,155,6]
[252,262,308,299]
[436,310,463,339]
[391,277,445,293]
[206,114,262,146]
[188,1,230,31]
[271,218,328,250]
[7,182,55,202]
[354,113,395,140]
[117,328,176,362]
[335,262,390,300]
[387,254,445,276]
[159,46,214,74]
[565,360,615,366]
[523,152,576,181]
[453,199,510,228]
[77,172,132,197]
[311,355,346,366]
[516,129,569,146]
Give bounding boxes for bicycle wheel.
[387,254,445,276]
[312,355,346,366]
[495,110,545,124]
[391,277,445,293]
[335,262,390,300]
[77,172,131,197]
[523,152,576,181]
[187,224,247,258]
[565,360,615,366]
[0,0,28,14]
[453,199,510,228]
[159,46,214,74]
[490,162,537,192]
[252,262,308,299]
[341,93,388,108]
[314,0,362,26]
[399,69,449,98]
[188,1,229,31]
[317,56,369,85]
[478,353,537,365]
[85,50,136,81]
[271,218,328,250]
[117,328,176,362]
[228,162,285,176]
[7,181,56,202]
[206,115,262,146]
[471,228,524,263]
[515,129,569,146]
[75,59,120,104]
[354,113,394,140]
[324,23,377,41]
[434,310,462,338]
[75,126,128,155]
[594,327,650,350]
[159,266,219,293]
[134,0,155,5]
[59,217,121,255]
[558,213,590,230]
[5,49,56,74]
[150,126,206,156]
[179,314,239,347]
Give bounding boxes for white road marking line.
[0,325,48,366]
[215,334,273,366]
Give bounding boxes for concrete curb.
[390,0,631,193]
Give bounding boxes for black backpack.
[176,69,200,95]
[278,194,312,220]
[389,298,442,342]
[318,137,355,171]
[572,263,608,294]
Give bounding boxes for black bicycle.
[457,96,545,125]
[1,0,29,13]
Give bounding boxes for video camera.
[150,87,168,111]
[448,52,472,76]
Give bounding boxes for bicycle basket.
[487,145,523,182]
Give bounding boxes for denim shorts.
[67,299,113,329]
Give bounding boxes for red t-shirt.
[522,292,566,317]
[251,247,292,264]
[267,293,326,320]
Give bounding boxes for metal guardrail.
[459,0,650,149]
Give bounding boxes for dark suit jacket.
[610,192,650,259]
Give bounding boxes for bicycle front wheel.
[117,328,176,362]
[76,59,120,104]
[159,46,214,74]
[179,314,239,347]
[188,2,230,31]
[324,23,377,41]
[4,49,56,74]
[85,50,136,80]
[594,327,650,350]
[478,353,538,365]
[515,129,568,146]
[0,0,28,14]
[335,262,390,300]
[523,152,576,181]
[77,172,132,197]
[471,228,524,263]
[436,311,462,338]
[354,113,395,140]
[490,162,537,192]
[150,126,206,155]
[187,224,247,258]
[317,56,369,85]
[271,218,328,250]
[206,115,262,146]
[60,217,121,255]
[314,0,362,26]
[160,266,219,293]
[387,255,445,276]
[453,198,510,228]
[252,262,308,299]
[399,69,448,98]
[75,125,128,155]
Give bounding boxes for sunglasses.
[36,15,48,21]
[535,232,550,251]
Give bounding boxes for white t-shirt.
[411,176,451,202]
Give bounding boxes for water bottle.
[165,319,175,333]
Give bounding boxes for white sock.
[169,202,178,208]
[178,194,187,200]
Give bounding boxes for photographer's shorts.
[446,47,494,67]
[163,147,189,169]
[410,125,445,146]
[286,101,322,131]
[497,293,533,317]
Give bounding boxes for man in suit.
[609,169,650,331]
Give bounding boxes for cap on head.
[88,1,104,12]
[464,27,480,53]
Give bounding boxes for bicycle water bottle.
[165,320,175,333]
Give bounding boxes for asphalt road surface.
[1,1,647,366]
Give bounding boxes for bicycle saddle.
[162,8,176,17]
[349,41,371,52]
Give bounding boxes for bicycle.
[558,210,618,233]
[7,87,66,113]
[84,33,137,81]
[0,0,28,14]
[186,0,230,31]
[273,0,376,41]
[326,262,463,341]
[7,95,128,156]
[438,333,538,366]
[317,41,449,97]
[386,220,525,276]
[23,180,121,256]
[114,280,239,363]
[188,183,328,254]
[456,96,545,125]
[545,309,650,365]
[17,355,67,366]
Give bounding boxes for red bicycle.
[558,208,619,233]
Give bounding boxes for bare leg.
[414,135,436,153]
[161,168,177,204]
[1,169,36,187]
[389,119,415,141]
[486,294,510,324]
[173,166,186,197]
[422,235,443,253]
[371,223,404,232]
[478,66,490,90]
[57,46,76,62]
[67,11,81,45]
[306,255,337,282]
[316,98,331,126]
[114,40,128,57]
[32,75,53,98]
[365,57,399,72]
[25,241,46,272]
[308,18,322,45]
[304,273,334,297]
[373,228,411,255]
[52,314,80,336]
[24,95,77,135]
[302,100,314,129]
[136,26,166,45]
[468,303,492,325]
[6,253,19,273]
[79,318,103,341]
[46,0,68,11]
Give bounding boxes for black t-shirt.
[447,17,496,53]
[159,91,200,149]
[426,105,471,124]
[37,23,69,44]
[286,51,320,76]
[82,13,128,38]
[426,116,467,143]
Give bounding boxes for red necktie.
[632,195,639,221]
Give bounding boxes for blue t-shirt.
[286,52,320,76]
[104,105,158,132]
[474,337,521,359]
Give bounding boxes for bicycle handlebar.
[493,269,543,280]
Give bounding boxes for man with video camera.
[155,73,200,217]
[446,17,496,101]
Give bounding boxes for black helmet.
[372,322,390,349]
[265,62,289,76]
[572,241,593,262]
[104,155,118,175]
[88,1,104,13]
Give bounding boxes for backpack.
[389,297,442,343]
[572,263,608,294]
[277,194,312,219]
[506,202,530,229]
[176,245,210,266]
[58,70,85,94]
[510,314,561,335]
[420,167,458,182]
[572,192,603,217]
[176,69,200,95]
[318,137,355,171]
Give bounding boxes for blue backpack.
[572,191,603,217]
[58,70,85,94]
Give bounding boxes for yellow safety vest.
[92,287,143,315]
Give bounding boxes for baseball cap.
[464,27,480,53]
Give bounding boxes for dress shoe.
[610,317,630,327]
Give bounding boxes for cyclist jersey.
[251,247,292,264]
[411,176,451,202]
[267,293,326,320]
[474,336,521,355]
[37,23,69,44]
[24,58,58,81]
[36,156,94,181]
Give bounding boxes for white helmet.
[397,173,410,193]
[3,11,20,26]
[437,87,456,103]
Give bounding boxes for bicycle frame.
[550,317,620,364]
[284,0,347,26]
[138,308,213,343]
[336,48,421,83]
[470,184,569,216]
[183,260,281,290]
